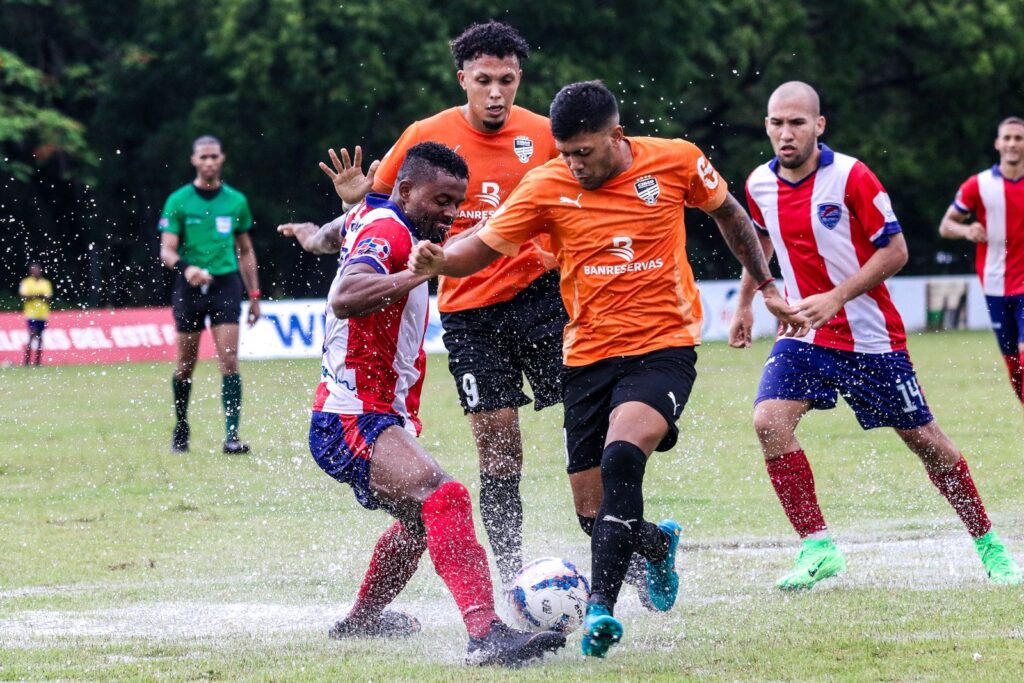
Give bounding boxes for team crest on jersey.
[216,216,233,235]
[353,237,391,263]
[513,136,534,163]
[817,203,843,230]
[634,175,660,206]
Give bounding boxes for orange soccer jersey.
[373,106,558,313]
[478,136,728,367]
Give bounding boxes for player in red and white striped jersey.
[731,82,1020,590]
[940,116,1024,404]
[295,142,565,665]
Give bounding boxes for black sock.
[590,440,648,611]
[582,512,653,592]
[172,374,192,424]
[637,520,670,563]
[577,514,595,537]
[479,472,523,586]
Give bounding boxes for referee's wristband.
[754,277,775,292]
[248,289,262,300]
[173,260,191,275]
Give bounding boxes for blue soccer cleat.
[580,603,623,658]
[645,519,682,611]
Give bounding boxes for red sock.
[1002,354,1024,403]
[347,520,426,622]
[927,455,992,538]
[766,450,827,538]
[421,481,498,638]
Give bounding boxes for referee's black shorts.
[562,346,698,474]
[441,270,567,414]
[172,272,243,333]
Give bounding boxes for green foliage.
[2,0,1024,304]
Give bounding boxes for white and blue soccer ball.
[508,557,590,633]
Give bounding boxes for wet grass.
[1,330,1023,681]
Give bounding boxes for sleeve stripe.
[952,200,970,214]
[344,256,387,274]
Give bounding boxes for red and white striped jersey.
[746,144,907,354]
[311,194,427,435]
[953,166,1024,297]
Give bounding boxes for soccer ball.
[508,557,590,633]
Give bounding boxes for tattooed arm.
[706,193,809,337]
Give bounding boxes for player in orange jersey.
[281,22,567,591]
[410,80,805,658]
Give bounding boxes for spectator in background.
[19,262,53,366]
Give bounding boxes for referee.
[158,135,261,454]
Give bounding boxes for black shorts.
[172,272,243,333]
[563,346,698,474]
[441,270,567,414]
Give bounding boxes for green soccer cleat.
[974,530,1022,585]
[776,537,846,591]
[580,603,623,658]
[645,519,682,611]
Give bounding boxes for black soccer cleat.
[465,621,566,667]
[328,610,422,639]
[171,421,190,453]
[222,438,251,454]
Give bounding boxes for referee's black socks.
[222,373,242,441]
[172,373,192,424]
[590,440,650,610]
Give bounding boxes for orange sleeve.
[678,140,728,212]
[372,121,423,194]
[477,174,548,257]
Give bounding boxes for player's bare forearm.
[709,194,773,284]
[834,233,908,301]
[736,231,776,308]
[411,234,502,278]
[278,215,345,255]
[331,266,431,318]
[939,206,985,242]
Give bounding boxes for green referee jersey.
[158,183,253,275]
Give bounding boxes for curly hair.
[549,80,619,141]
[450,21,530,69]
[397,142,469,183]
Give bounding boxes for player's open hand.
[793,290,843,330]
[319,146,379,206]
[762,287,811,338]
[277,222,318,251]
[728,305,754,348]
[409,240,445,277]
[185,265,213,287]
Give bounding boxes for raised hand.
[277,222,319,251]
[318,146,380,206]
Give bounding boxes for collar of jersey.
[364,192,419,239]
[768,143,835,187]
[991,164,1024,184]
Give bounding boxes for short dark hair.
[998,116,1024,133]
[550,80,619,141]
[192,135,221,152]
[397,142,469,185]
[450,21,529,69]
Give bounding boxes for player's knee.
[600,440,647,486]
[577,514,595,537]
[422,480,472,518]
[752,404,785,442]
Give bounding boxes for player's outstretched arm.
[277,215,346,255]
[319,146,380,208]
[409,235,501,279]
[795,233,909,329]
[708,194,808,337]
[331,262,431,319]
[939,205,986,243]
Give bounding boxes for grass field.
[2,330,1023,681]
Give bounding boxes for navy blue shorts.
[27,319,47,335]
[985,295,1024,356]
[308,411,408,510]
[755,339,934,431]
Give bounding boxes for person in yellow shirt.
[19,262,53,366]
